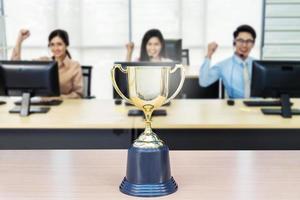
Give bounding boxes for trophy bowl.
[112,62,185,197]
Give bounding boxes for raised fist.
[18,29,30,43]
[206,42,218,59]
[126,42,134,53]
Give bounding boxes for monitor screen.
[250,60,300,118]
[251,60,300,98]
[165,39,182,62]
[0,60,60,97]
[0,60,60,116]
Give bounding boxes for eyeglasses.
[235,39,254,45]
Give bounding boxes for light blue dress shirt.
[199,54,254,99]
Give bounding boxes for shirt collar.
[232,54,253,67]
[60,56,71,68]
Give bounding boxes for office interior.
[0,0,300,199]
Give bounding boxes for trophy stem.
[144,121,152,135]
[143,104,154,124]
[133,111,164,149]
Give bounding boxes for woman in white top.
[126,29,171,62]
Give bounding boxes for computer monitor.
[165,39,182,62]
[250,60,300,118]
[0,60,60,116]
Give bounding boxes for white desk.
[0,99,300,150]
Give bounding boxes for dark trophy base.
[120,145,178,197]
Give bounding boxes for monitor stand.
[9,92,50,116]
[261,94,300,118]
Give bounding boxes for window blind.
[262,0,300,60]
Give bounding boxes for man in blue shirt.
[199,25,256,99]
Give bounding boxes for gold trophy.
[112,62,185,197]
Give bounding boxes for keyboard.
[128,109,167,117]
[243,100,293,107]
[14,99,63,106]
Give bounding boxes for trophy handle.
[111,64,134,104]
[164,64,185,104]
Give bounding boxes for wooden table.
[0,98,133,129]
[0,98,300,150]
[133,99,300,150]
[134,99,300,129]
[0,150,300,200]
[0,99,134,149]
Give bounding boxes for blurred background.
[1,0,299,99]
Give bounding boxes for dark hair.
[233,24,256,41]
[140,29,166,61]
[48,29,72,59]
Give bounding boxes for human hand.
[206,42,218,59]
[126,42,134,53]
[17,29,30,43]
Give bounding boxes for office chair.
[171,75,223,99]
[181,49,190,66]
[81,65,95,99]
[165,39,182,62]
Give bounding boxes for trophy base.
[120,176,177,197]
[119,145,178,197]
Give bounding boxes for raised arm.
[11,29,30,60]
[125,42,134,62]
[206,42,218,59]
[199,42,221,87]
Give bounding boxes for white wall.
[4,0,262,99]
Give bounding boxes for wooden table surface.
[1,98,299,130]
[134,99,300,129]
[0,98,134,129]
[0,150,300,200]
